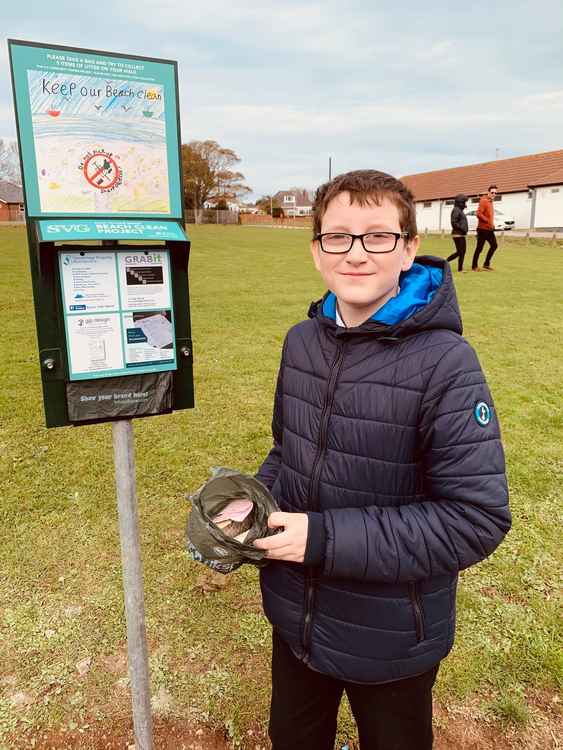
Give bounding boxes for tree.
[181,140,251,209]
[0,139,21,185]
[255,195,280,215]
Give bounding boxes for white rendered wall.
[418,192,535,231]
[533,185,563,229]
[415,201,441,232]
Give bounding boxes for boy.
[253,170,510,750]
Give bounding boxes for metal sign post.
[113,419,153,750]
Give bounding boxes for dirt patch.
[433,703,562,750]
[8,710,562,750]
[99,645,128,675]
[10,718,231,750]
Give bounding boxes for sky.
[2,0,563,199]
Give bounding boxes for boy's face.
[311,192,419,324]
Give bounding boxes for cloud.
[0,0,562,198]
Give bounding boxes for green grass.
[0,225,562,746]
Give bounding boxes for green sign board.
[38,218,188,242]
[9,40,194,428]
[9,40,183,219]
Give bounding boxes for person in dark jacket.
[253,170,511,750]
[446,193,469,271]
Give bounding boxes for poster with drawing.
[9,41,183,218]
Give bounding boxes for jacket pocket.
[408,582,426,643]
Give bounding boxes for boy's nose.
[346,236,368,261]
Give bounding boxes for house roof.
[401,149,563,202]
[274,189,312,206]
[0,179,23,204]
[528,166,563,187]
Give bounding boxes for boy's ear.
[310,239,322,272]
[401,235,419,272]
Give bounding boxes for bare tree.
[181,140,251,209]
[0,139,21,185]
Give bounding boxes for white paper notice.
[67,314,123,374]
[137,314,173,348]
[117,250,171,310]
[60,253,118,313]
[123,312,174,365]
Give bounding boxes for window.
[423,201,432,208]
[527,190,533,199]
[284,195,295,203]
[550,187,560,193]
[471,197,479,203]
[493,195,502,201]
[445,199,454,206]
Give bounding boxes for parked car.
[465,207,515,231]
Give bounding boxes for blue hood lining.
[322,262,444,326]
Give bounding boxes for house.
[273,189,313,217]
[401,149,563,231]
[202,199,240,211]
[239,203,259,214]
[0,180,24,221]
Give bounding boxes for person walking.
[472,185,499,271]
[447,194,468,272]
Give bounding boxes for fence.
[239,214,312,229]
[184,211,313,229]
[184,209,239,225]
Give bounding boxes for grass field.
[0,225,562,749]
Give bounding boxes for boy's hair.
[488,184,498,191]
[312,169,418,239]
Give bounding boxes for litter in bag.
[186,467,280,574]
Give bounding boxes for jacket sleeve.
[476,197,488,224]
[255,339,286,490]
[450,207,462,233]
[316,341,511,583]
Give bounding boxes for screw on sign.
[83,152,121,190]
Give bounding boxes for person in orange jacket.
[472,185,499,271]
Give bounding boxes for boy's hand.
[253,512,308,563]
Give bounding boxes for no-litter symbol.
[82,151,121,191]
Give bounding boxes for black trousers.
[472,228,498,269]
[447,235,467,271]
[269,631,439,750]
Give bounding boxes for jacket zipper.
[408,582,425,643]
[302,338,346,659]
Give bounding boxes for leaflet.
[117,250,171,310]
[60,252,119,313]
[67,314,123,374]
[123,312,174,365]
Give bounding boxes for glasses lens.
[363,233,397,252]
[322,233,352,252]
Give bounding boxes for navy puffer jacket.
[256,256,510,684]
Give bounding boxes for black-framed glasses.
[314,231,409,254]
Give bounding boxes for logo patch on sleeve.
[474,401,492,427]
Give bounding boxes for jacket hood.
[309,255,463,339]
[454,194,468,208]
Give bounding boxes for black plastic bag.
[186,467,280,574]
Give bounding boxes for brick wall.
[0,202,25,221]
